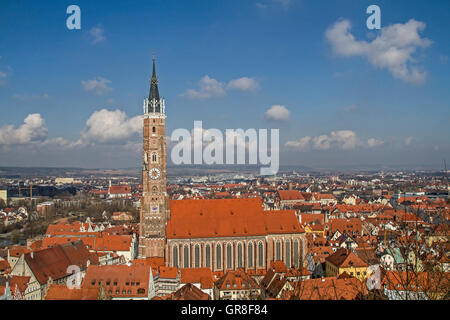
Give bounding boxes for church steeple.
[149,52,160,102]
[139,52,169,259]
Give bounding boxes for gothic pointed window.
[183,245,190,268]
[152,186,158,194]
[194,244,200,268]
[151,152,158,163]
[258,242,264,268]
[172,246,179,268]
[237,243,243,268]
[226,243,233,269]
[293,239,299,268]
[276,240,281,261]
[248,242,254,268]
[152,127,156,133]
[216,244,222,269]
[205,244,211,268]
[285,240,291,268]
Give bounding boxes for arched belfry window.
[151,152,158,163]
[152,126,156,133]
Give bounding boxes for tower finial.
[149,51,160,104]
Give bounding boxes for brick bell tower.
[138,54,170,258]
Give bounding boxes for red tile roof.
[180,268,214,289]
[326,248,368,269]
[167,198,303,239]
[24,241,92,285]
[215,269,260,291]
[109,185,131,195]
[278,190,305,201]
[45,284,101,300]
[291,276,365,300]
[82,264,151,298]
[154,283,211,300]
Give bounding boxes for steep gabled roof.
[167,198,303,239]
[24,241,91,285]
[180,268,214,289]
[278,190,305,201]
[82,264,151,298]
[215,269,259,291]
[326,248,368,269]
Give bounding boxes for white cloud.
[286,130,383,151]
[81,77,112,95]
[314,130,358,150]
[367,138,384,147]
[265,105,291,122]
[227,77,260,92]
[89,25,105,44]
[123,141,142,153]
[41,137,81,150]
[325,19,432,85]
[182,75,260,99]
[0,114,48,145]
[405,136,414,146]
[182,75,226,99]
[80,109,141,144]
[285,136,311,151]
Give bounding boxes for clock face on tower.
[149,168,161,180]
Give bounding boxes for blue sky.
[0,0,449,169]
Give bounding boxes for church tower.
[138,55,170,258]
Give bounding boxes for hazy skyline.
[0,0,449,169]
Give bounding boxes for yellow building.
[304,224,326,237]
[0,190,7,205]
[325,248,369,281]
